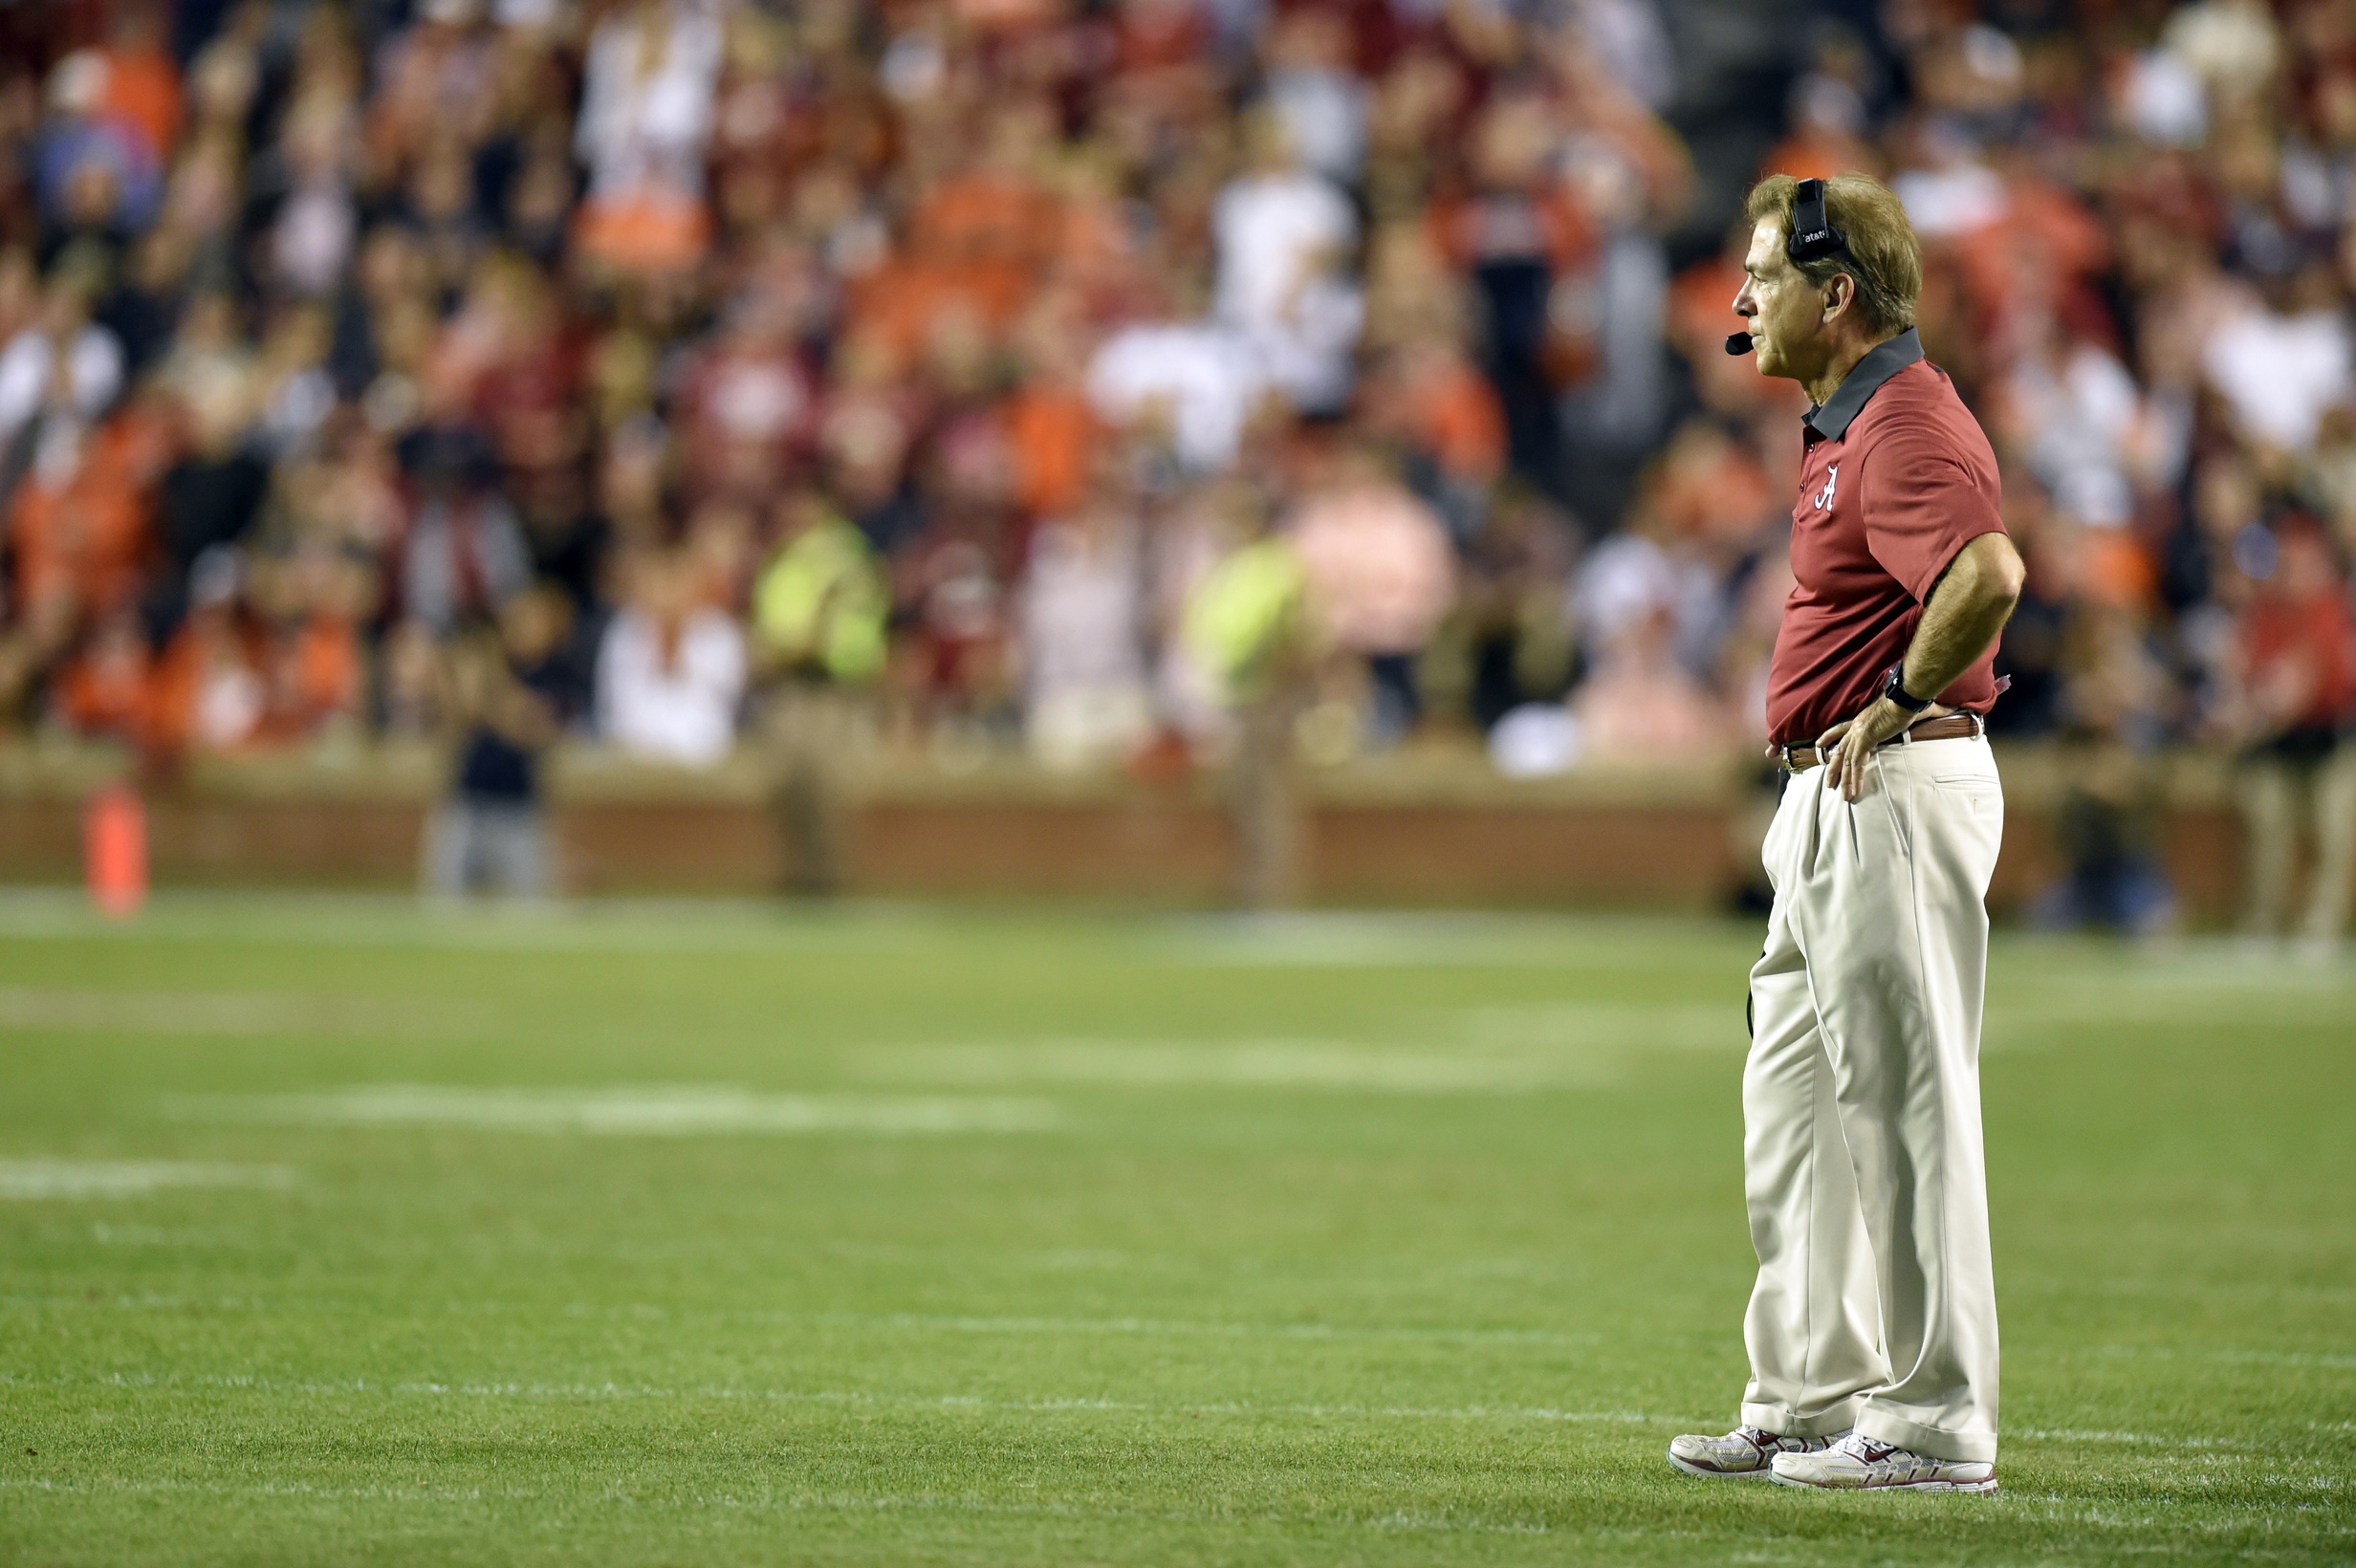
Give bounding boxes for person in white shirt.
[1087,321,1266,475]
[1211,110,1363,412]
[1017,477,1152,771]
[574,0,724,272]
[596,550,746,767]
[1261,9,1366,185]
[2201,264,2354,454]
[0,262,122,451]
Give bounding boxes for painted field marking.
[866,1039,1622,1093]
[1,1461,2331,1539]
[861,996,1766,1094]
[2091,1343,2356,1371]
[0,987,483,1037]
[1160,911,1742,969]
[0,1296,1603,1350]
[793,1309,1599,1345]
[167,1084,1062,1136]
[0,890,962,956]
[2008,1427,2236,1448]
[0,1368,1685,1427]
[0,1160,295,1200]
[0,1473,1582,1537]
[1449,1002,1738,1050]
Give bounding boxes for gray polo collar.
[1803,327,1923,442]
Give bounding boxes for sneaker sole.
[1769,1471,1997,1494]
[1666,1449,1776,1481]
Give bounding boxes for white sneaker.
[1768,1431,1997,1493]
[1666,1425,1842,1480]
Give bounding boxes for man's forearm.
[1900,533,2025,703]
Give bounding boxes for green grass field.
[0,894,2349,1566]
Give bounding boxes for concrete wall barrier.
[0,740,2247,918]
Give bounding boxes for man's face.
[1733,216,1828,383]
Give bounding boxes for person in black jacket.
[420,582,580,900]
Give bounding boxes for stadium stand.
[0,0,2349,931]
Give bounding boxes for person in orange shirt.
[263,614,363,742]
[905,107,1058,278]
[142,591,267,758]
[8,417,156,656]
[95,6,185,166]
[1004,294,1099,522]
[848,114,1057,369]
[53,607,155,745]
[141,548,366,757]
[243,542,371,747]
[2231,521,2356,947]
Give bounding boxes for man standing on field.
[1666,174,2025,1493]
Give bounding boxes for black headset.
[1727,177,1846,355]
[1784,177,1845,264]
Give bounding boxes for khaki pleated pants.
[1739,734,2003,1464]
[2236,744,2356,941]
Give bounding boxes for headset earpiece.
[1787,177,1843,265]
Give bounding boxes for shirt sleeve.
[1856,425,2007,604]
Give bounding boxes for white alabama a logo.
[1813,463,1840,512]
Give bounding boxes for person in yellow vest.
[1184,488,1314,908]
[750,496,888,895]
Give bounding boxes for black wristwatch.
[1880,663,1932,712]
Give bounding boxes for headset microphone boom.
[1725,178,1843,359]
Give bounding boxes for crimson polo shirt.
[1764,328,2010,747]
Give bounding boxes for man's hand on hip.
[1814,534,2024,805]
[1817,698,1935,802]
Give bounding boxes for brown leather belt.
[1772,712,1984,773]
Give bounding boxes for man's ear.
[1820,272,1855,324]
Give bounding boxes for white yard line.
[864,1039,1625,1092]
[0,1472,1580,1537]
[0,987,484,1037]
[0,1470,2334,1544]
[2007,1427,2236,1448]
[1161,911,1739,969]
[2091,1344,2356,1371]
[0,1160,295,1200]
[168,1085,1062,1136]
[0,1369,1685,1426]
[0,1295,1605,1347]
[793,1310,1601,1344]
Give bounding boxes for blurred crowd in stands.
[0,0,2353,930]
